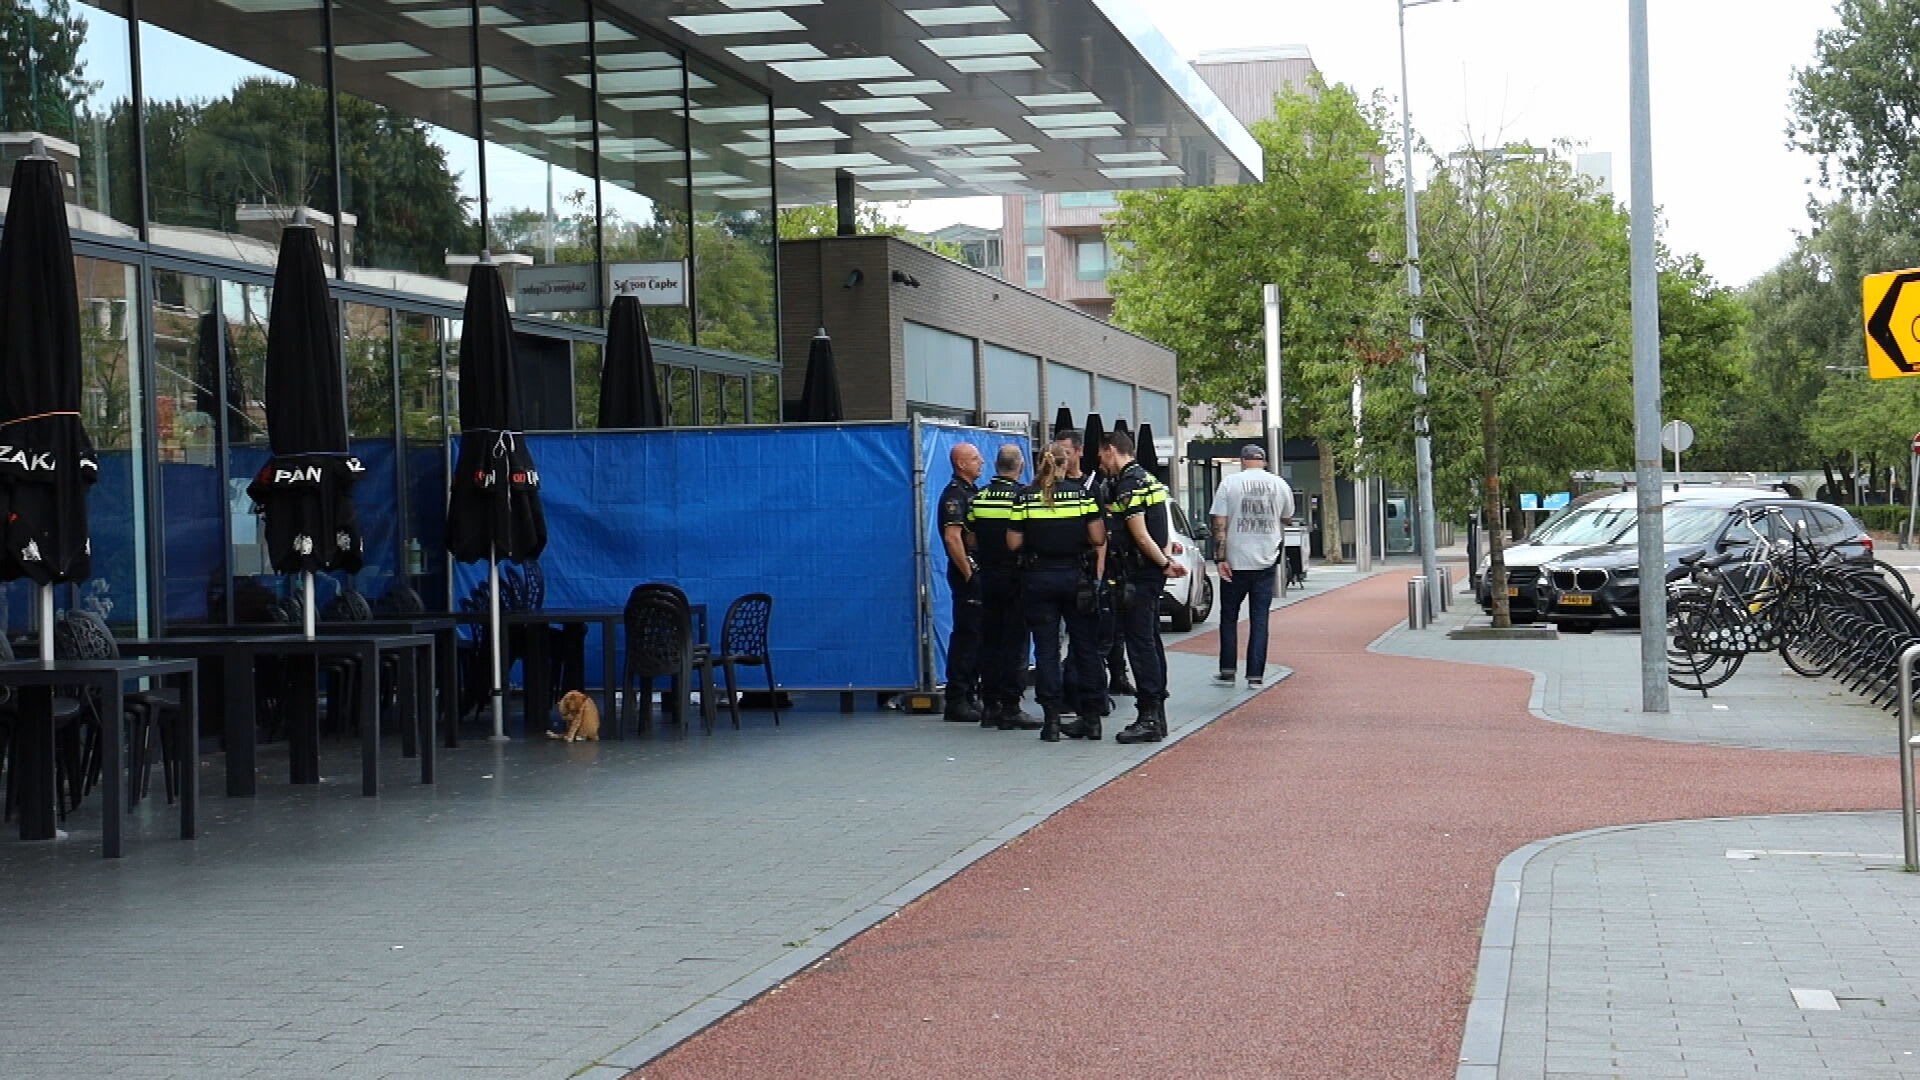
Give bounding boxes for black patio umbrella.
[1081,412,1105,479]
[1113,417,1131,436]
[0,151,99,663]
[445,257,545,739]
[797,328,843,422]
[598,295,664,428]
[1052,406,1074,441]
[1137,421,1163,472]
[194,312,249,444]
[243,220,364,638]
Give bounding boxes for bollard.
[1434,567,1452,613]
[1407,577,1429,629]
[1900,644,1920,871]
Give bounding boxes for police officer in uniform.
[1098,430,1185,743]
[1066,432,1135,699]
[968,444,1041,730]
[1009,445,1106,741]
[937,443,985,723]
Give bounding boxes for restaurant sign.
[608,260,688,306]
[514,263,597,312]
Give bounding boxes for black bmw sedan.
[1533,497,1873,632]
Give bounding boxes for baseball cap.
[1239,444,1267,460]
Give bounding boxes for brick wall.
[778,235,1176,424]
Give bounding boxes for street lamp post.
[1397,0,1446,619]
[1628,0,1667,711]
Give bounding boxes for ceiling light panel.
[928,155,1020,170]
[603,95,684,111]
[1043,126,1122,139]
[992,143,1039,154]
[401,5,518,28]
[1024,111,1124,128]
[861,80,949,95]
[669,12,804,35]
[213,0,316,12]
[724,141,773,155]
[770,56,913,82]
[584,69,700,94]
[893,127,1009,147]
[601,137,672,154]
[777,152,890,170]
[598,51,679,71]
[1097,150,1167,163]
[389,65,518,89]
[862,119,940,133]
[844,163,916,175]
[774,108,812,121]
[329,42,429,62]
[452,84,553,101]
[719,0,820,7]
[955,171,1024,183]
[774,126,850,142]
[690,105,770,124]
[822,97,930,115]
[498,21,633,47]
[1016,92,1102,108]
[920,33,1042,58]
[947,55,1040,73]
[859,178,946,190]
[727,42,824,61]
[1100,165,1185,178]
[714,187,774,199]
[664,172,752,187]
[904,5,1007,26]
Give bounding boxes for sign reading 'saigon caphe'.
[1862,267,1920,378]
[607,260,688,306]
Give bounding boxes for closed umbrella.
[445,255,546,740]
[797,328,842,422]
[0,147,99,665]
[1137,421,1163,473]
[598,295,664,428]
[194,312,248,444]
[1081,412,1106,481]
[244,217,363,639]
[1052,406,1074,441]
[1113,417,1131,436]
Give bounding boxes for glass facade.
[0,0,780,627]
[1097,376,1133,426]
[982,344,1039,421]
[904,321,975,412]
[1046,362,1092,425]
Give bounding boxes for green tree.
[1107,78,1400,562]
[1791,0,1920,208]
[0,0,92,136]
[1415,149,1629,626]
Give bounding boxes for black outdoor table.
[206,618,461,749]
[0,656,199,858]
[121,632,433,798]
[453,608,620,738]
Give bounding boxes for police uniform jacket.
[1011,480,1100,567]
[967,476,1023,569]
[937,473,977,575]
[1104,461,1171,577]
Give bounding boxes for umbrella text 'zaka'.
[0,144,100,666]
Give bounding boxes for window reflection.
[330,0,482,302]
[137,0,335,267]
[598,40,692,345]
[572,340,601,428]
[686,59,774,359]
[57,256,146,634]
[344,303,398,605]
[659,364,693,425]
[750,372,778,425]
[398,312,449,610]
[0,0,138,237]
[151,267,229,627]
[480,0,600,324]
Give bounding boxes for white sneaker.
[1247,676,1264,688]
[1212,671,1236,685]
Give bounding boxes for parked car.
[1535,495,1874,631]
[1162,501,1214,632]
[1476,486,1784,623]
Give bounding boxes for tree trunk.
[1318,442,1343,564]
[1820,460,1840,504]
[1481,389,1509,628]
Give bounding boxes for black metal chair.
[57,611,189,808]
[0,633,90,822]
[621,584,720,735]
[713,593,775,728]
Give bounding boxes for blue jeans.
[1217,565,1277,679]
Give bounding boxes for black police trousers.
[1063,576,1112,713]
[1118,573,1168,704]
[977,565,1026,709]
[945,565,981,699]
[1024,565,1103,715]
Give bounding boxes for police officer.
[1009,445,1106,741]
[1063,430,1134,699]
[968,444,1041,730]
[1098,430,1185,743]
[937,443,985,723]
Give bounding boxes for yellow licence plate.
[1506,586,1520,597]
[1559,593,1595,607]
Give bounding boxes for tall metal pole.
[1352,376,1371,572]
[1263,283,1283,467]
[1398,0,1441,616]
[1629,0,1667,712]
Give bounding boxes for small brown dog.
[548,690,601,742]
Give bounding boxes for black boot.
[1040,708,1062,742]
[978,702,1002,729]
[1108,671,1137,696]
[1150,702,1168,739]
[998,704,1043,730]
[1061,714,1102,740]
[1114,711,1162,744]
[943,694,981,723]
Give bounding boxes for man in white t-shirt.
[1208,444,1295,687]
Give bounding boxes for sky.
[895,0,1843,289]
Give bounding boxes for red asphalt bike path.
[630,571,1897,1079]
